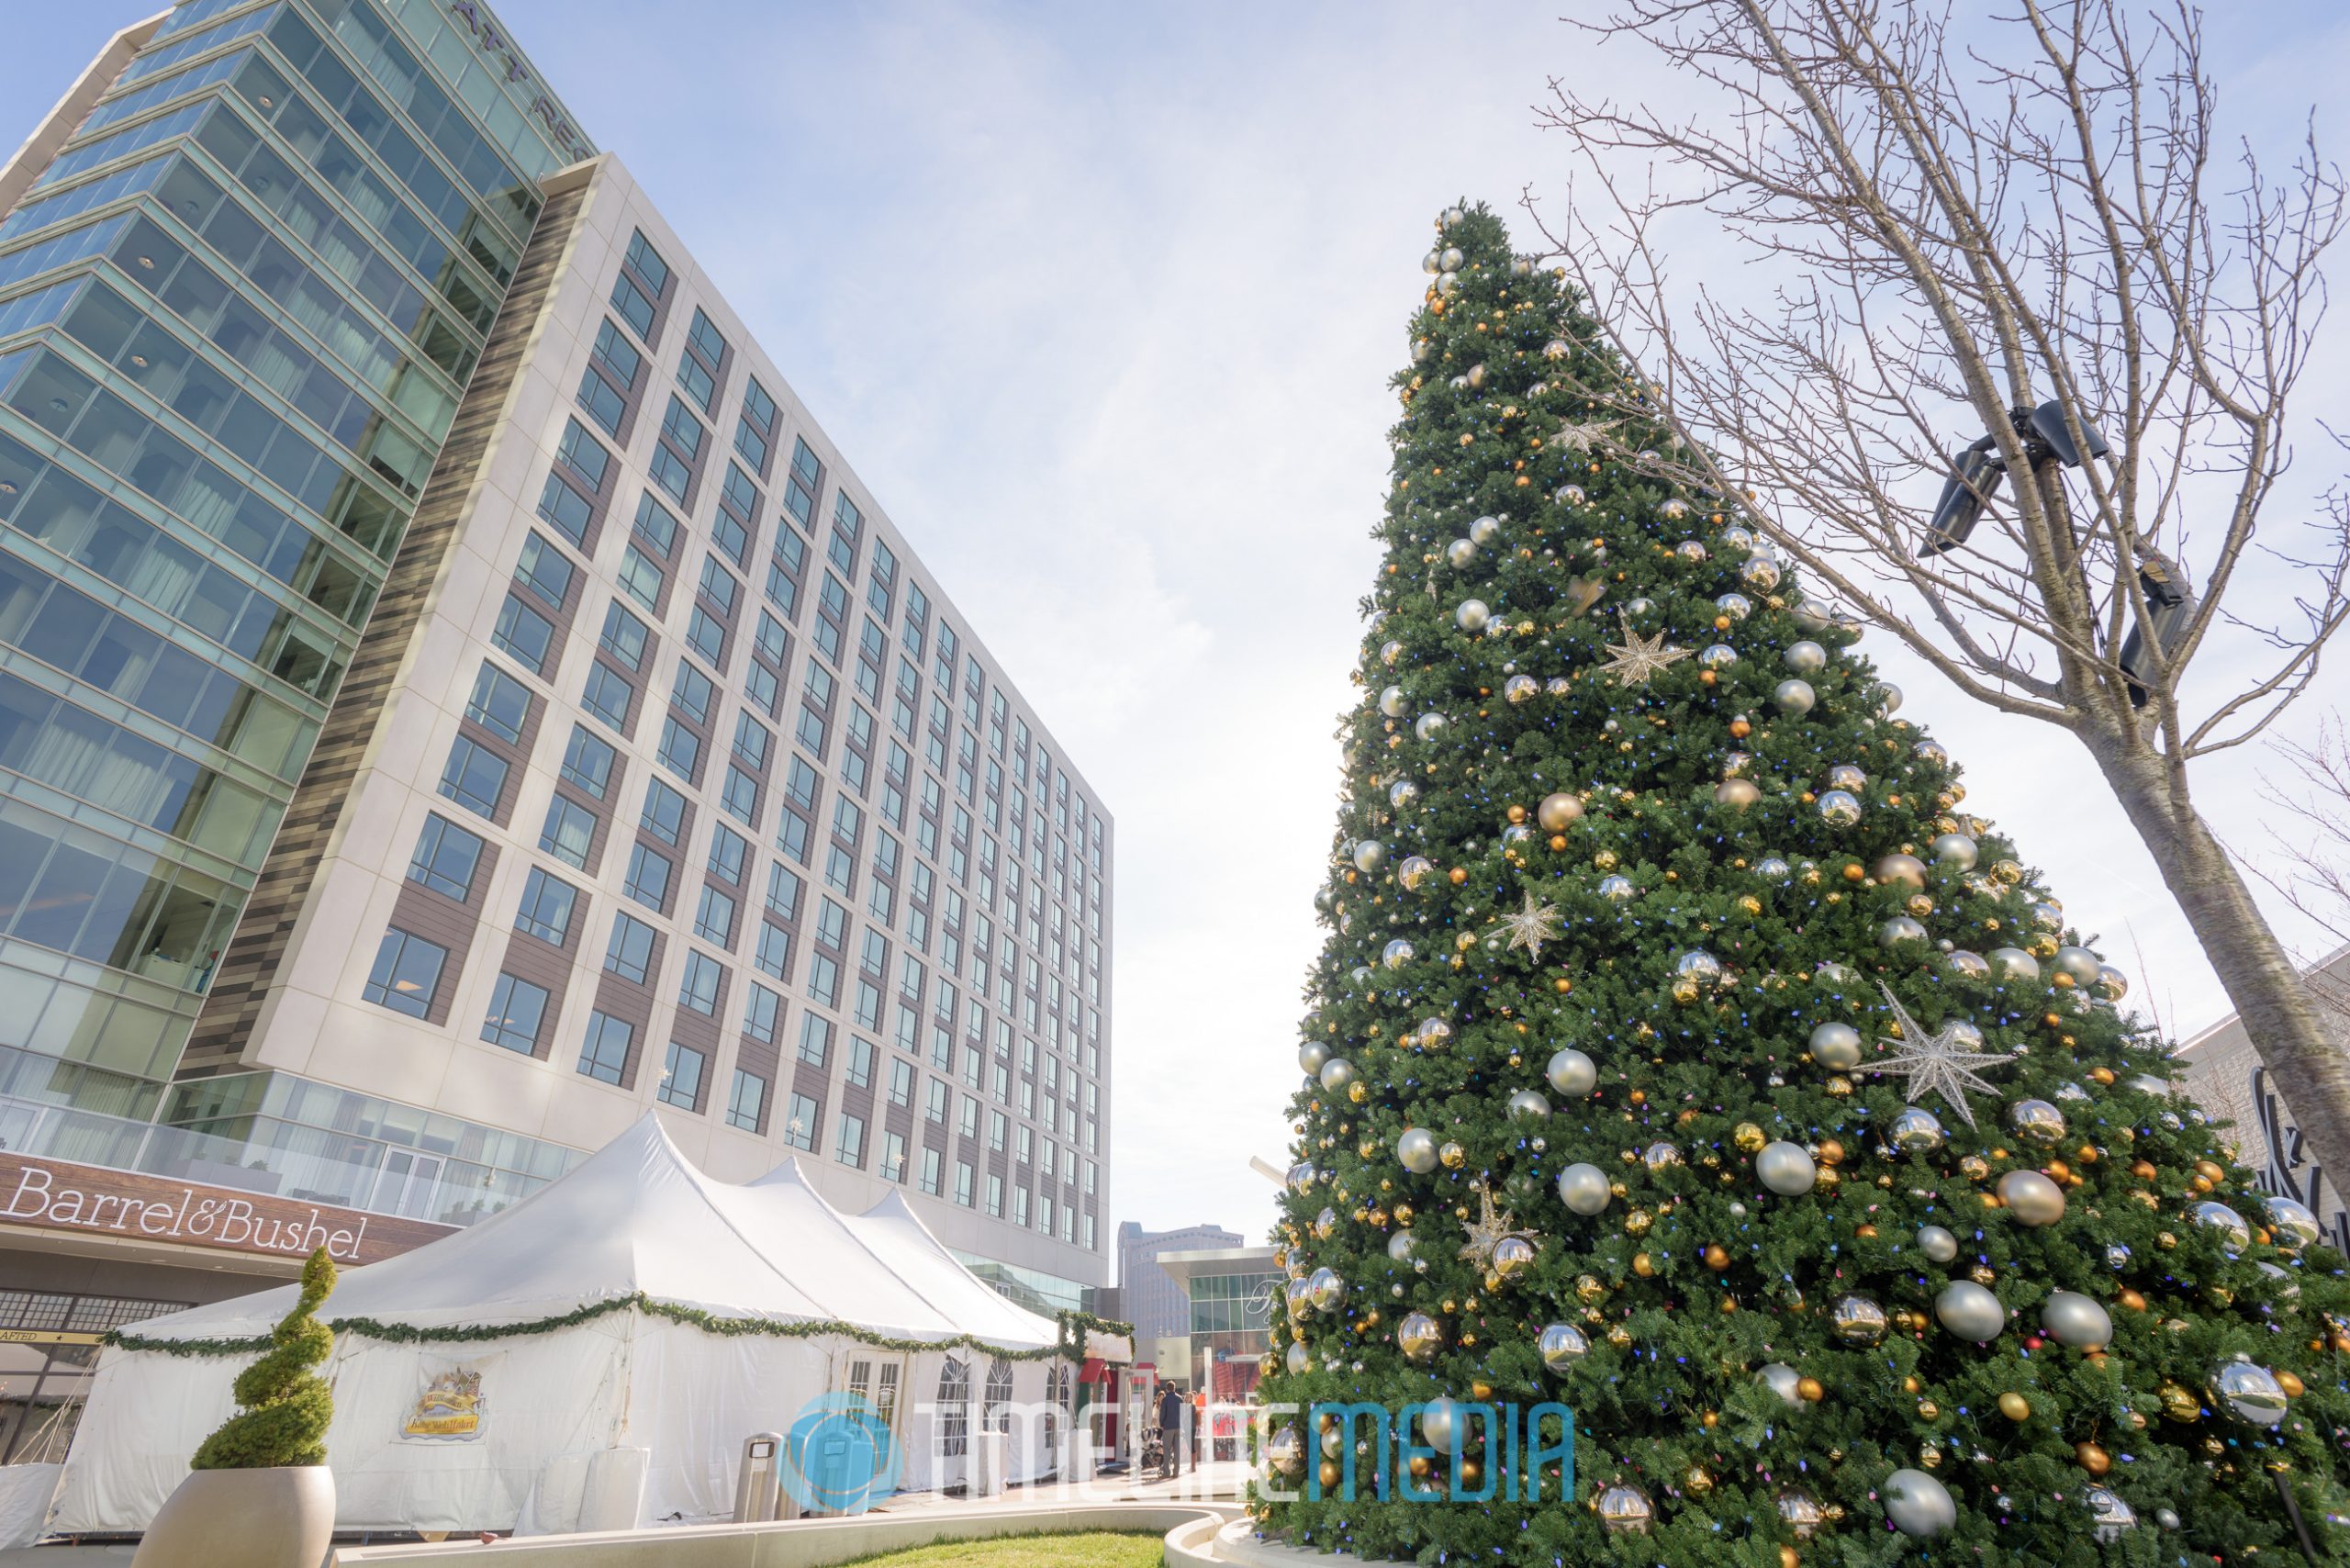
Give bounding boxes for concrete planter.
[131,1466,334,1568]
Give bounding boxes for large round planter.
[130,1466,334,1568]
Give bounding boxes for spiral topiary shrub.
[190,1246,337,1470]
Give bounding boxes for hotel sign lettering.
[445,1,592,163]
[0,1152,452,1268]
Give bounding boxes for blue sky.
[7,1,2349,1254]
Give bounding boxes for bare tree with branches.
[1525,0,2350,1181]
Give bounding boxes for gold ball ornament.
[1998,1392,2031,1422]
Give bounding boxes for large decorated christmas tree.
[1254,202,2350,1565]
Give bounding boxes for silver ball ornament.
[1538,1322,1589,1370]
[1547,1047,1598,1097]
[1298,1041,1330,1075]
[1506,1089,1550,1121]
[1556,1162,1612,1215]
[1916,1224,1959,1263]
[2007,1099,2066,1147]
[1998,1169,2066,1226]
[1397,1312,1442,1363]
[1413,711,1448,742]
[1883,1468,1957,1539]
[1783,640,1827,676]
[1397,1127,1439,1175]
[2266,1195,2322,1251]
[1987,946,2041,983]
[1816,788,1862,825]
[1470,514,1502,544]
[1888,1105,1948,1154]
[2040,1290,2112,1350]
[1454,599,1490,633]
[1353,839,1386,873]
[1934,1280,2005,1340]
[2192,1200,2251,1253]
[1809,1021,1863,1070]
[1774,678,1817,715]
[1758,1362,1803,1405]
[2052,946,2101,987]
[1379,684,1409,718]
[1445,538,1478,569]
[1596,1484,1653,1535]
[1318,1058,1358,1092]
[1930,833,1979,868]
[2211,1357,2288,1426]
[1756,1140,1817,1195]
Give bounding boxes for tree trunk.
[2087,732,2350,1192]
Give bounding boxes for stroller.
[1140,1421,1169,1477]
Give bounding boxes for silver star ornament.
[1867,982,2012,1127]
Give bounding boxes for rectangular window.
[677,352,716,415]
[536,473,592,544]
[767,862,804,921]
[624,843,674,911]
[598,601,650,671]
[785,1092,819,1152]
[439,737,509,819]
[674,662,718,724]
[657,717,702,780]
[555,417,611,492]
[798,1012,833,1068]
[515,868,577,946]
[918,1147,941,1196]
[582,663,633,730]
[728,1070,767,1133]
[606,913,657,985]
[577,366,626,436]
[695,884,737,946]
[591,317,643,386]
[744,980,783,1043]
[650,443,692,504]
[757,915,794,980]
[660,1041,706,1109]
[881,1130,907,1182]
[619,544,666,610]
[709,823,751,881]
[985,1173,1002,1218]
[679,950,724,1014]
[560,725,617,799]
[807,952,840,1008]
[611,273,655,338]
[514,532,575,610]
[362,929,444,1018]
[481,973,549,1053]
[777,806,812,866]
[407,813,484,902]
[889,1058,914,1106]
[846,1035,876,1089]
[578,1011,633,1085]
[722,765,759,825]
[465,663,532,745]
[834,1113,865,1169]
[955,1160,974,1208]
[492,593,555,674]
[686,607,726,666]
[540,796,596,869]
[626,229,673,294]
[641,777,688,846]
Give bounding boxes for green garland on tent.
[106,1294,1134,1365]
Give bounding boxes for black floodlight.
[1920,437,2005,558]
[2117,560,2192,709]
[2024,399,2109,468]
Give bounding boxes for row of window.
[359,916,1096,1247]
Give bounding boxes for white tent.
[51,1114,1096,1535]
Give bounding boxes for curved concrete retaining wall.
[333,1501,1242,1568]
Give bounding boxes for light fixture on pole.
[2117,554,2193,709]
[1919,399,2109,558]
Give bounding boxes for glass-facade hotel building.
[0,0,1112,1421]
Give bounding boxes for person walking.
[1191,1386,1206,1464]
[1156,1382,1184,1480]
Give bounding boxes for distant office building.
[1117,1220,1242,1372]
[0,0,1113,1456]
[2174,946,2350,1252]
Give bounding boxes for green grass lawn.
[836,1530,1162,1568]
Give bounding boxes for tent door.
[835,1350,909,1450]
[370,1149,442,1220]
